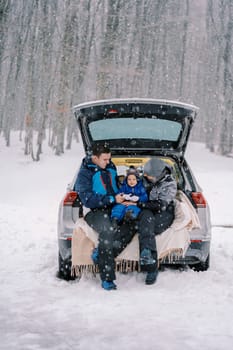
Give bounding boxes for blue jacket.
[74,156,118,209]
[119,179,148,202]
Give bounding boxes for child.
[111,166,148,223]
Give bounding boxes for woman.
[137,158,177,285]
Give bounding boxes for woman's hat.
[143,158,171,178]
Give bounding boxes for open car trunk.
[73,98,199,158]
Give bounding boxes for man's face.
[92,153,111,169]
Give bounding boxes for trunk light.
[107,109,118,115]
[191,192,207,208]
[63,191,77,206]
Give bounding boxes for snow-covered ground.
[0,134,233,350]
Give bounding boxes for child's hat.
[126,166,140,178]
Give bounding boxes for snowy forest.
[0,0,232,160]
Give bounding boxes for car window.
[89,118,182,142]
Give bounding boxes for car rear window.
[89,118,182,142]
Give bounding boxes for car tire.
[191,254,210,272]
[57,252,75,281]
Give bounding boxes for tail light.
[63,191,78,206]
[191,192,207,208]
[107,108,118,115]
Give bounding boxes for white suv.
[57,99,211,280]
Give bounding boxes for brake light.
[63,191,77,206]
[107,109,118,115]
[191,192,207,208]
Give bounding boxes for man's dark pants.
[85,209,135,281]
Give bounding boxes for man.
[74,143,134,290]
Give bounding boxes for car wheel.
[57,252,75,281]
[191,255,210,272]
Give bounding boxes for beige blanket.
[71,191,200,276]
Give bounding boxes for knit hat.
[143,158,171,179]
[126,166,140,179]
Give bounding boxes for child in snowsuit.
[111,166,148,223]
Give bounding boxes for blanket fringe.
[115,260,140,272]
[71,251,185,278]
[71,260,140,278]
[159,248,184,264]
[71,264,99,278]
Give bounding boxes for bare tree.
[0,0,233,159]
[205,0,233,155]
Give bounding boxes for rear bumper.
[160,240,210,266]
[58,237,210,267]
